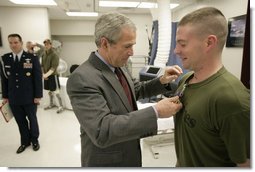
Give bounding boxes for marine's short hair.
[178,7,228,50]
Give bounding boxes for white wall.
[172,0,248,79]
[52,35,97,71]
[0,7,50,54]
[127,14,152,55]
[50,14,153,76]
[51,20,95,36]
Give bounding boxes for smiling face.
[174,25,207,71]
[102,27,136,67]
[174,7,228,73]
[8,36,23,54]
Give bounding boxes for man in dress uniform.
[0,33,43,153]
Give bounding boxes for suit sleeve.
[134,77,175,100]
[67,71,158,148]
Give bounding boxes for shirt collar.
[95,51,115,72]
[12,50,23,59]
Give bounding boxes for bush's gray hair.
[94,12,136,47]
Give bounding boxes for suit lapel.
[103,70,132,111]
[88,52,134,112]
[120,67,135,98]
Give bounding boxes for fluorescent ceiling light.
[137,2,157,8]
[99,1,179,9]
[66,12,99,17]
[99,1,139,8]
[9,0,57,5]
[169,4,179,9]
[138,2,179,9]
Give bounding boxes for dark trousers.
[9,104,39,146]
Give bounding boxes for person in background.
[41,39,64,114]
[26,41,35,54]
[67,12,183,167]
[0,33,43,153]
[173,7,250,167]
[26,41,44,59]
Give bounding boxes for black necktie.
[115,68,134,109]
[15,55,19,63]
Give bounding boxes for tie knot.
[115,68,122,76]
[115,67,120,73]
[15,55,19,63]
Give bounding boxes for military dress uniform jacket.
[0,51,43,105]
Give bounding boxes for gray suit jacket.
[67,52,172,167]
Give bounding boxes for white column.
[153,0,171,68]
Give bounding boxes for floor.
[0,106,177,168]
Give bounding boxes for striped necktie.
[115,68,135,109]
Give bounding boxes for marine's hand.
[160,65,183,84]
[155,96,182,118]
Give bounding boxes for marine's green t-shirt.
[174,67,250,167]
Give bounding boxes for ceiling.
[0,0,198,20]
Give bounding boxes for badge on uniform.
[23,62,33,69]
[26,72,31,76]
[25,58,31,63]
